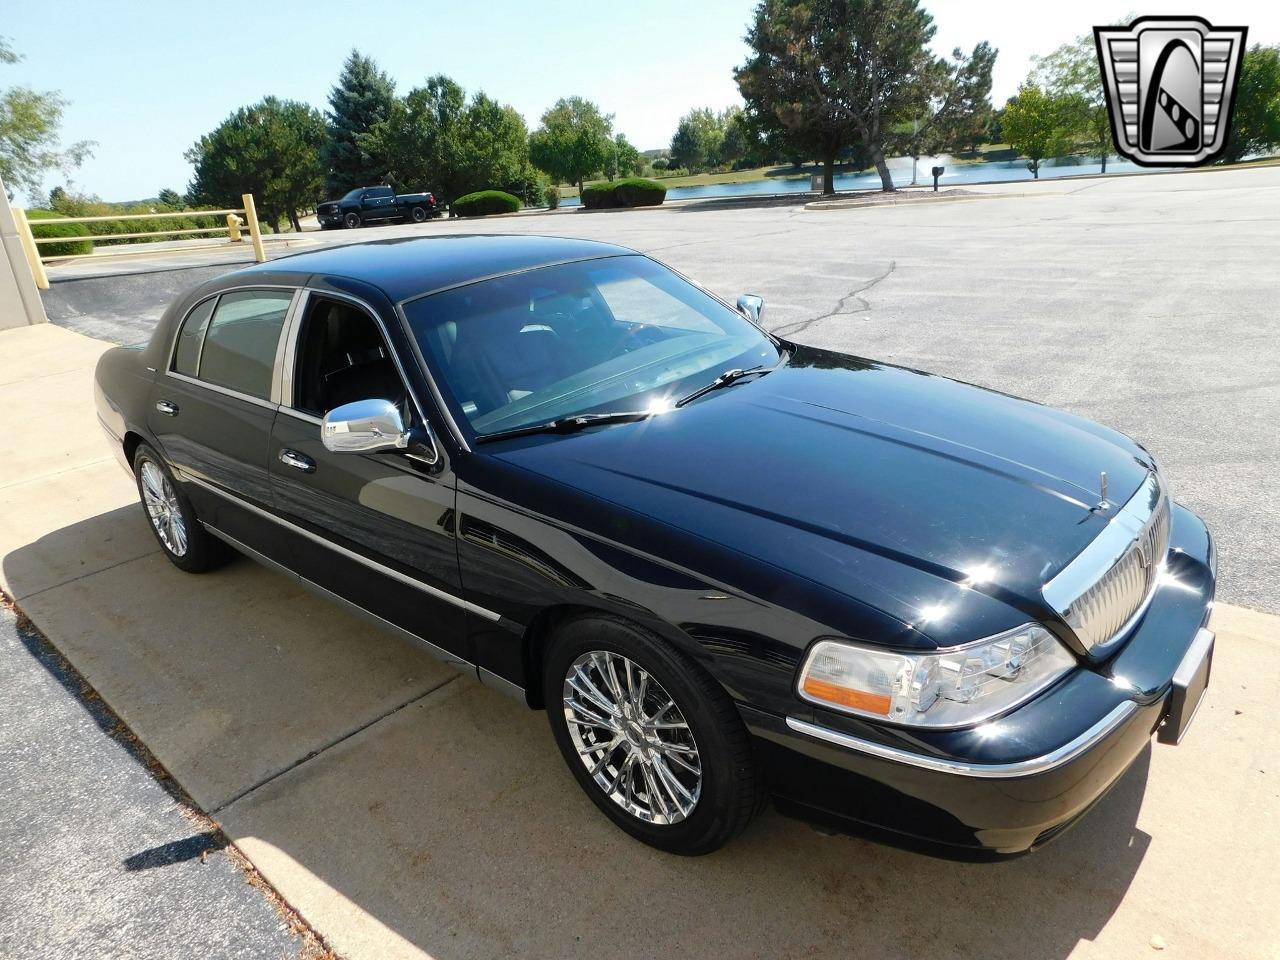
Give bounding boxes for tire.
[343,212,362,229]
[544,614,765,855]
[409,205,428,223]
[132,443,231,574]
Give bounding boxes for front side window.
[292,297,407,418]
[342,188,363,202]
[196,290,292,400]
[403,255,779,438]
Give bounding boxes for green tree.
[156,188,184,209]
[366,76,536,204]
[605,133,643,179]
[1001,84,1074,178]
[322,49,396,195]
[1031,30,1114,172]
[669,107,726,172]
[371,75,465,199]
[1222,44,1280,164]
[737,0,992,193]
[0,37,94,200]
[186,97,326,232]
[455,93,540,202]
[528,96,613,194]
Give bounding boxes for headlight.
[796,624,1076,728]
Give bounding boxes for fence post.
[11,208,50,291]
[241,193,266,263]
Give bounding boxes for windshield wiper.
[475,410,656,444]
[674,365,772,408]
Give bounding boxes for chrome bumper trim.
[785,701,1139,779]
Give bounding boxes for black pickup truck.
[316,185,438,229]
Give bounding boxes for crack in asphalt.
[770,259,897,338]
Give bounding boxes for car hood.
[486,346,1154,645]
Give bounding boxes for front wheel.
[343,212,362,229]
[132,443,231,573]
[544,615,765,855]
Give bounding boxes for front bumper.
[744,502,1216,858]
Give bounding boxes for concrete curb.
[804,190,984,212]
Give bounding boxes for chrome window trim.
[278,407,322,426]
[785,700,1139,779]
[182,472,499,622]
[284,287,440,466]
[164,371,278,411]
[1042,472,1167,650]
[269,289,305,405]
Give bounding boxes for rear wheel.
[409,205,428,223]
[343,212,362,229]
[132,443,231,573]
[544,614,765,855]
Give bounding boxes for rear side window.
[172,298,216,376]
[197,290,292,399]
[368,186,393,199]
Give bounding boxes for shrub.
[581,179,667,210]
[451,190,521,217]
[543,184,561,210]
[26,209,94,257]
[580,182,620,210]
[613,178,666,207]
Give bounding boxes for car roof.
[233,234,637,302]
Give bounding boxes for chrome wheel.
[562,650,701,825]
[139,459,187,557]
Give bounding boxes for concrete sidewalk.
[2,324,1277,959]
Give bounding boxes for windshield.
[403,255,779,439]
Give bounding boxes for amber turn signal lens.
[801,677,892,715]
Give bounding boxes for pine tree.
[322,49,396,195]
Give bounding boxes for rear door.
[362,187,397,221]
[266,288,471,666]
[148,287,297,562]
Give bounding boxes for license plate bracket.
[1159,626,1214,745]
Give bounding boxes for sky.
[3,0,1278,202]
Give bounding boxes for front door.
[266,291,470,665]
[147,287,296,563]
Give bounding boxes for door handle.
[278,449,316,473]
[155,399,179,416]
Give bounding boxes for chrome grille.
[1043,473,1170,654]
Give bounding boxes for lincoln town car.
[94,236,1216,857]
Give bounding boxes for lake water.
[555,155,1171,207]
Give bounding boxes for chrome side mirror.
[736,294,764,323]
[321,399,410,454]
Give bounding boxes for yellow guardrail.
[12,193,266,290]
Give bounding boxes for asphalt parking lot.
[4,168,1278,959]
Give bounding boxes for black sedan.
[94,235,1216,858]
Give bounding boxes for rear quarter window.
[172,297,216,376]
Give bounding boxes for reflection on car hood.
[488,345,1154,644]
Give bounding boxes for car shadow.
[5,508,1153,960]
